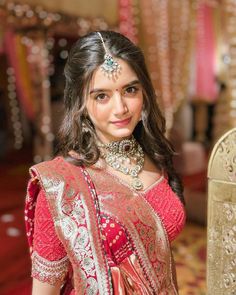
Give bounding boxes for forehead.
[89,58,138,90]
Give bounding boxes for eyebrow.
[89,79,140,95]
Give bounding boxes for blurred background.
[0,0,235,294]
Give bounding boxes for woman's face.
[86,58,143,143]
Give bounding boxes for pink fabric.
[144,178,186,242]
[100,214,133,266]
[26,158,183,293]
[32,177,185,264]
[33,190,67,261]
[110,255,152,294]
[118,0,138,44]
[195,4,217,101]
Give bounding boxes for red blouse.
[33,177,185,267]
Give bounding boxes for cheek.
[88,105,108,124]
[131,98,143,115]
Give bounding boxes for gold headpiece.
[97,32,121,79]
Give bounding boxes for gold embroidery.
[44,174,98,286]
[31,251,69,285]
[87,166,178,294]
[32,158,112,294]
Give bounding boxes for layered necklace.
[98,136,144,190]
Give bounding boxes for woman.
[25,30,186,295]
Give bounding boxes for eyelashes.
[125,86,139,94]
[94,86,140,102]
[95,93,107,101]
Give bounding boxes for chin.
[111,129,134,140]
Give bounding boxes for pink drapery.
[118,0,138,44]
[195,4,217,101]
[129,0,194,131]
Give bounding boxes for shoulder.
[29,156,81,184]
[27,156,73,199]
[29,156,67,177]
[28,156,88,199]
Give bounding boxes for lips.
[111,117,131,126]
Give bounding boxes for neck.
[98,135,133,145]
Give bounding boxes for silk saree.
[25,157,185,294]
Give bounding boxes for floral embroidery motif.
[43,174,98,291]
[87,166,180,294]
[25,157,183,294]
[31,251,69,285]
[33,158,112,294]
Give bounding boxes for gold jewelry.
[97,32,121,79]
[98,136,144,190]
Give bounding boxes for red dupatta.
[25,157,178,294]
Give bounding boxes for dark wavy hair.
[57,30,184,203]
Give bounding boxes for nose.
[113,92,128,116]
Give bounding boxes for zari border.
[70,164,112,294]
[30,157,112,294]
[141,196,178,294]
[31,251,69,285]
[86,166,178,294]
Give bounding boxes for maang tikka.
[97,32,121,79]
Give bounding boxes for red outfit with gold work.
[25,157,185,294]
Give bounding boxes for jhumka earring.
[97,32,121,79]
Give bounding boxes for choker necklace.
[98,136,144,190]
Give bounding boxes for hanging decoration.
[138,0,195,132]
[192,3,217,101]
[6,66,23,149]
[223,0,236,127]
[0,2,111,36]
[118,0,139,44]
[23,35,53,162]
[0,1,114,159]
[212,0,236,141]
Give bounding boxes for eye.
[125,86,139,95]
[95,93,108,101]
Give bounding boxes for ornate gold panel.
[207,128,236,295]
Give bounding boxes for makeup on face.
[89,80,141,97]
[86,59,143,143]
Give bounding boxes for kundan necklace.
[98,136,144,190]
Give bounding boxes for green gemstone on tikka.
[107,60,113,66]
